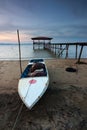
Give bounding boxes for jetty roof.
[31,36,53,40]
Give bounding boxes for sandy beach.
[0,59,87,130]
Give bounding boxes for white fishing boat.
[18,59,49,109]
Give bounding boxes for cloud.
[0,0,87,43]
[64,0,87,19]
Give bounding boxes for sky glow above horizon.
[0,0,87,43]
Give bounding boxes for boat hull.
[18,59,49,109]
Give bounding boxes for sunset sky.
[0,0,87,43]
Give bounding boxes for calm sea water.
[0,43,87,60]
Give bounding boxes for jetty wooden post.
[53,44,55,54]
[17,29,22,75]
[57,45,60,55]
[65,44,69,59]
[55,44,56,55]
[32,40,34,50]
[77,45,84,63]
[75,44,78,59]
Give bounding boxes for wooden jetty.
[45,42,87,63]
[31,37,87,63]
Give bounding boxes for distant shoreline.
[0,43,32,45]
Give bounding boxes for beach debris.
[65,67,77,72]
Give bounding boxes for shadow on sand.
[0,86,87,130]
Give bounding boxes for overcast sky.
[0,0,87,43]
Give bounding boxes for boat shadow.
[0,85,87,130]
[0,88,62,129]
[0,87,62,113]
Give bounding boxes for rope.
[12,103,23,130]
[24,78,34,99]
[12,78,34,130]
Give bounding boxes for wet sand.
[0,59,87,130]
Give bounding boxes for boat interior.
[21,62,47,78]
